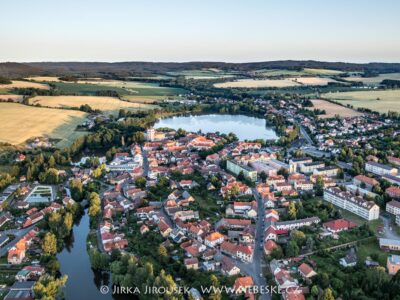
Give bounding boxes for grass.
[322,89,400,113]
[0,102,87,146]
[214,77,338,88]
[255,68,343,77]
[30,95,157,115]
[357,239,388,266]
[168,69,238,79]
[309,99,363,118]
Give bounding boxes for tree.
[34,274,68,300]
[70,179,83,201]
[158,244,168,262]
[321,288,335,300]
[209,274,222,300]
[63,212,73,232]
[285,241,299,257]
[48,155,56,168]
[88,192,101,218]
[315,175,324,196]
[135,176,147,189]
[288,202,297,219]
[42,232,57,255]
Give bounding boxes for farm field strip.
[308,99,363,118]
[214,77,338,88]
[0,80,50,90]
[0,103,87,146]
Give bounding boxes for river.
[57,213,112,300]
[154,114,278,141]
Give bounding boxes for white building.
[386,200,400,216]
[365,161,398,176]
[323,187,380,221]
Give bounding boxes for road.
[380,214,400,240]
[299,126,314,146]
[141,146,149,177]
[0,226,34,256]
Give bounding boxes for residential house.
[387,255,400,275]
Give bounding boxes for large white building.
[323,187,380,221]
[386,200,400,216]
[365,161,398,176]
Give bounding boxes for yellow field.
[303,68,343,75]
[0,94,24,102]
[29,95,157,114]
[0,103,87,146]
[344,73,400,86]
[322,89,400,113]
[214,76,337,88]
[0,80,50,90]
[26,76,62,82]
[309,99,363,119]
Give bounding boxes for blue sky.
[1,0,399,62]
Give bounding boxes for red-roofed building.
[323,219,358,233]
[386,186,400,199]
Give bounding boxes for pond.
[154,114,278,141]
[57,213,112,300]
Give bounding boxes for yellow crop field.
[0,80,50,90]
[0,94,24,102]
[214,76,337,88]
[29,95,157,114]
[26,76,62,82]
[309,99,363,119]
[0,103,87,146]
[322,90,400,113]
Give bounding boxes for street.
[380,214,400,240]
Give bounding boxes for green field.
[167,69,239,79]
[344,73,400,86]
[52,80,187,97]
[255,68,343,77]
[322,89,400,113]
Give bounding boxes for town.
[0,90,400,300]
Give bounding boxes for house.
[353,175,379,191]
[140,224,149,235]
[4,281,35,300]
[387,255,400,275]
[388,156,400,167]
[184,258,199,270]
[237,245,254,263]
[204,232,225,248]
[386,200,400,215]
[386,186,400,199]
[158,219,172,237]
[8,240,26,264]
[264,240,278,255]
[265,226,278,241]
[275,217,320,231]
[233,276,254,294]
[0,212,12,227]
[23,211,44,227]
[298,263,317,279]
[323,219,357,233]
[379,238,400,251]
[220,256,241,276]
[340,248,358,267]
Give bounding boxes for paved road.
[141,146,149,177]
[299,126,314,146]
[0,226,34,257]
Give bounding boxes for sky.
[1,0,399,63]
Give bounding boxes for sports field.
[322,89,400,113]
[0,103,87,146]
[29,95,157,114]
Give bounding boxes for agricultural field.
[308,99,363,119]
[26,76,62,82]
[343,72,400,86]
[121,95,166,104]
[0,94,24,102]
[322,89,400,113]
[29,95,157,114]
[0,103,87,146]
[52,80,186,98]
[214,77,338,88]
[0,80,50,90]
[255,68,343,77]
[168,69,238,79]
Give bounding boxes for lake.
[57,212,112,300]
[154,114,278,141]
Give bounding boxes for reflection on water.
[155,114,278,141]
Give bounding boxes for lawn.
[322,89,400,113]
[309,99,364,118]
[29,95,157,115]
[0,102,87,146]
[334,205,383,234]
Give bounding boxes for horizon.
[1,0,400,63]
